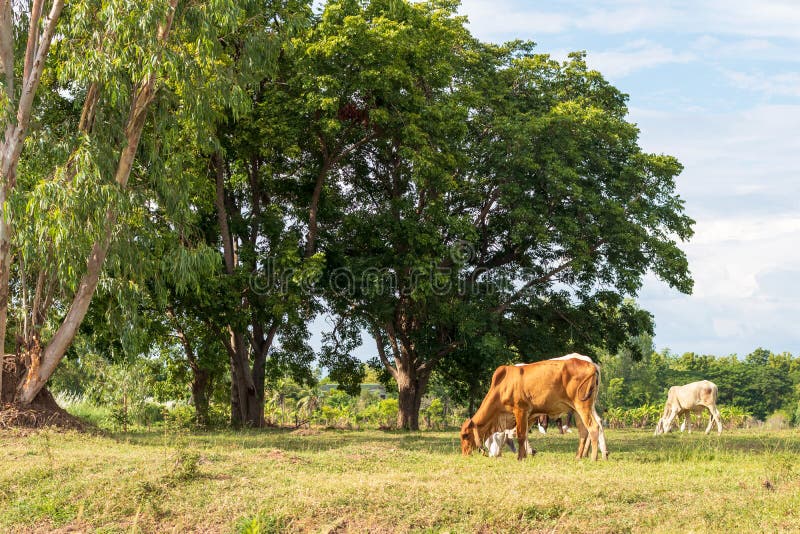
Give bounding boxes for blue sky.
[457,0,800,356]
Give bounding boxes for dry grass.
[1,426,800,532]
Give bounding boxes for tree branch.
[23,0,44,83]
[373,328,398,380]
[492,239,605,315]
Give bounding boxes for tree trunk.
[374,326,432,431]
[191,366,210,427]
[229,351,242,427]
[396,369,429,431]
[226,329,265,428]
[230,374,264,427]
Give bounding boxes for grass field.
[1,426,799,533]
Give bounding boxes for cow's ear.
[472,425,481,446]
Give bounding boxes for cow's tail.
[578,364,599,402]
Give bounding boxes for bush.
[604,404,661,429]
[165,404,197,430]
[356,398,398,429]
[422,398,446,429]
[604,404,753,430]
[56,391,112,427]
[718,405,752,429]
[765,410,790,430]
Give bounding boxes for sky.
[456,0,800,357]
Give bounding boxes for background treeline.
[47,340,800,431]
[600,343,800,429]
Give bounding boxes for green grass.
[1,427,800,533]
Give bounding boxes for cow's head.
[460,418,481,455]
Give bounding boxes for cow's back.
[671,380,718,407]
[517,358,596,405]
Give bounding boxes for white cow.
[654,380,723,435]
[484,429,517,457]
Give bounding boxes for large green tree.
[1,0,65,403]
[317,1,694,429]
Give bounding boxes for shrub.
[422,398,446,429]
[356,398,398,429]
[165,404,197,430]
[765,411,790,430]
[718,405,752,429]
[236,511,288,534]
[603,404,753,430]
[604,404,661,428]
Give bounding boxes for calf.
[654,380,723,435]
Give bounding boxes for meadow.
[1,427,799,533]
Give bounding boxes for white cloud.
[586,40,695,77]
[705,0,800,40]
[689,35,795,62]
[577,3,683,34]
[461,1,800,42]
[685,214,800,299]
[629,104,800,205]
[632,101,800,355]
[722,69,800,97]
[458,0,571,39]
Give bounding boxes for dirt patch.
[0,387,88,431]
[291,428,322,436]
[2,355,88,431]
[265,448,305,464]
[0,402,87,431]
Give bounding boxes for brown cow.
[460,353,608,461]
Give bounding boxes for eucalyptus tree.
[0,0,65,402]
[318,1,694,429]
[2,1,265,412]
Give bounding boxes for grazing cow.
[461,353,608,461]
[654,380,723,435]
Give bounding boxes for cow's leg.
[514,407,530,460]
[556,416,565,434]
[708,405,723,434]
[655,405,671,435]
[591,406,608,459]
[574,415,588,459]
[506,437,516,454]
[662,407,679,433]
[525,438,534,456]
[702,407,713,434]
[574,404,600,461]
[537,415,547,434]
